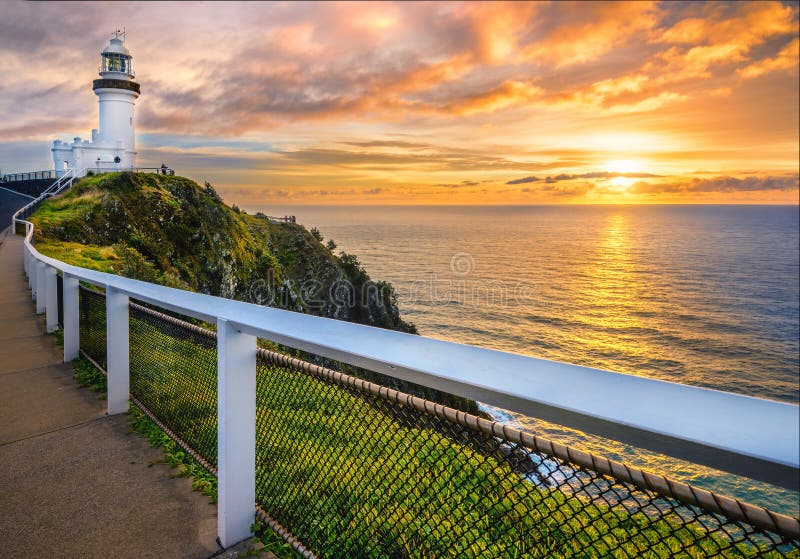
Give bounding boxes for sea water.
[250,204,800,515]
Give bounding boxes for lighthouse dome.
[102,37,131,56]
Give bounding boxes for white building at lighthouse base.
[52,130,135,177]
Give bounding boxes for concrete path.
[0,234,225,558]
[0,187,33,235]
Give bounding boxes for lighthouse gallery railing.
[14,178,800,557]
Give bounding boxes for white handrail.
[12,179,800,542]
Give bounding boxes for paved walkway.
[0,187,33,234]
[0,234,223,558]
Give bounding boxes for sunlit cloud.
[506,171,661,186]
[739,37,800,79]
[443,81,544,115]
[631,174,800,194]
[520,1,658,68]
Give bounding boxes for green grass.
[73,357,107,395]
[49,326,64,347]
[31,191,101,230]
[34,239,119,272]
[251,520,303,559]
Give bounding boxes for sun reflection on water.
[574,212,660,371]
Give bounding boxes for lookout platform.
[0,234,223,558]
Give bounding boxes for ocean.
[249,204,800,514]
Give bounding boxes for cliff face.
[31,172,416,334]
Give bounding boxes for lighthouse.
[53,31,140,177]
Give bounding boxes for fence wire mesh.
[77,287,800,558]
[79,286,106,369]
[129,302,218,467]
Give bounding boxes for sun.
[605,159,643,174]
[604,159,645,190]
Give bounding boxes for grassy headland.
[30,172,414,332]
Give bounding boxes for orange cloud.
[653,1,797,81]
[657,17,708,45]
[444,80,543,115]
[739,38,800,79]
[591,75,649,96]
[0,118,87,140]
[657,2,795,46]
[460,2,538,63]
[630,174,799,194]
[521,1,658,67]
[270,23,319,56]
[378,54,474,97]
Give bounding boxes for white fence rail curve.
[12,176,800,547]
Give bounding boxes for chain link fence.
[79,286,107,369]
[77,286,800,558]
[129,302,218,467]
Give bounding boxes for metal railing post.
[29,251,36,295]
[62,273,79,361]
[35,261,46,314]
[45,266,58,333]
[216,318,256,548]
[106,286,130,415]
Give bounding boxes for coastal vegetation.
[30,171,415,332]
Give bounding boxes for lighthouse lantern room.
[53,31,140,177]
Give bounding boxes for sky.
[0,1,798,205]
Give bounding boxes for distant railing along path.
[1,170,57,183]
[2,166,174,184]
[129,166,175,175]
[264,215,296,224]
[1,170,60,198]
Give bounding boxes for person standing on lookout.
[161,163,168,175]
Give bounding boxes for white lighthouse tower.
[53,31,140,177]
